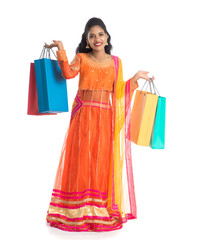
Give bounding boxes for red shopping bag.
[27,63,57,115]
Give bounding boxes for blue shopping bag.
[149,81,166,149]
[34,47,69,113]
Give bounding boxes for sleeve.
[129,77,139,91]
[56,49,81,79]
[125,77,139,100]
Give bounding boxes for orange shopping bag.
[129,80,158,146]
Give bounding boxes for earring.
[86,42,90,49]
[106,38,109,46]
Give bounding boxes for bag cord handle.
[39,46,57,60]
[140,78,160,96]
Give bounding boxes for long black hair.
[76,17,113,55]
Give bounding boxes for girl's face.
[86,25,108,52]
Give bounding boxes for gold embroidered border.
[51,197,108,205]
[47,216,118,226]
[81,53,115,69]
[48,205,110,219]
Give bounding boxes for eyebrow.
[89,32,104,35]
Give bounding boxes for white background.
[1,0,197,239]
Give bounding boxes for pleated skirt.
[46,89,125,231]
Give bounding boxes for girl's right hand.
[44,40,64,50]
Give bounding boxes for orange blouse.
[56,49,138,91]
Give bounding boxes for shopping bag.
[27,62,57,115]
[129,81,158,146]
[150,82,166,149]
[34,47,69,113]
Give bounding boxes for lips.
[94,42,102,46]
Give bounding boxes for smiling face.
[86,25,108,52]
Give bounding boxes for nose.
[94,35,100,42]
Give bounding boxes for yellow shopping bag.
[130,81,158,146]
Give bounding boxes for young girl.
[45,17,154,232]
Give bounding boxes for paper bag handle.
[39,46,57,60]
[140,78,160,96]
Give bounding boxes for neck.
[90,50,107,61]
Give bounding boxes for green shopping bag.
[149,80,166,149]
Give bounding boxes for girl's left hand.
[132,70,155,85]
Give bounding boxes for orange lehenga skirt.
[46,89,123,231]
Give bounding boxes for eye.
[99,33,104,36]
[89,35,94,38]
